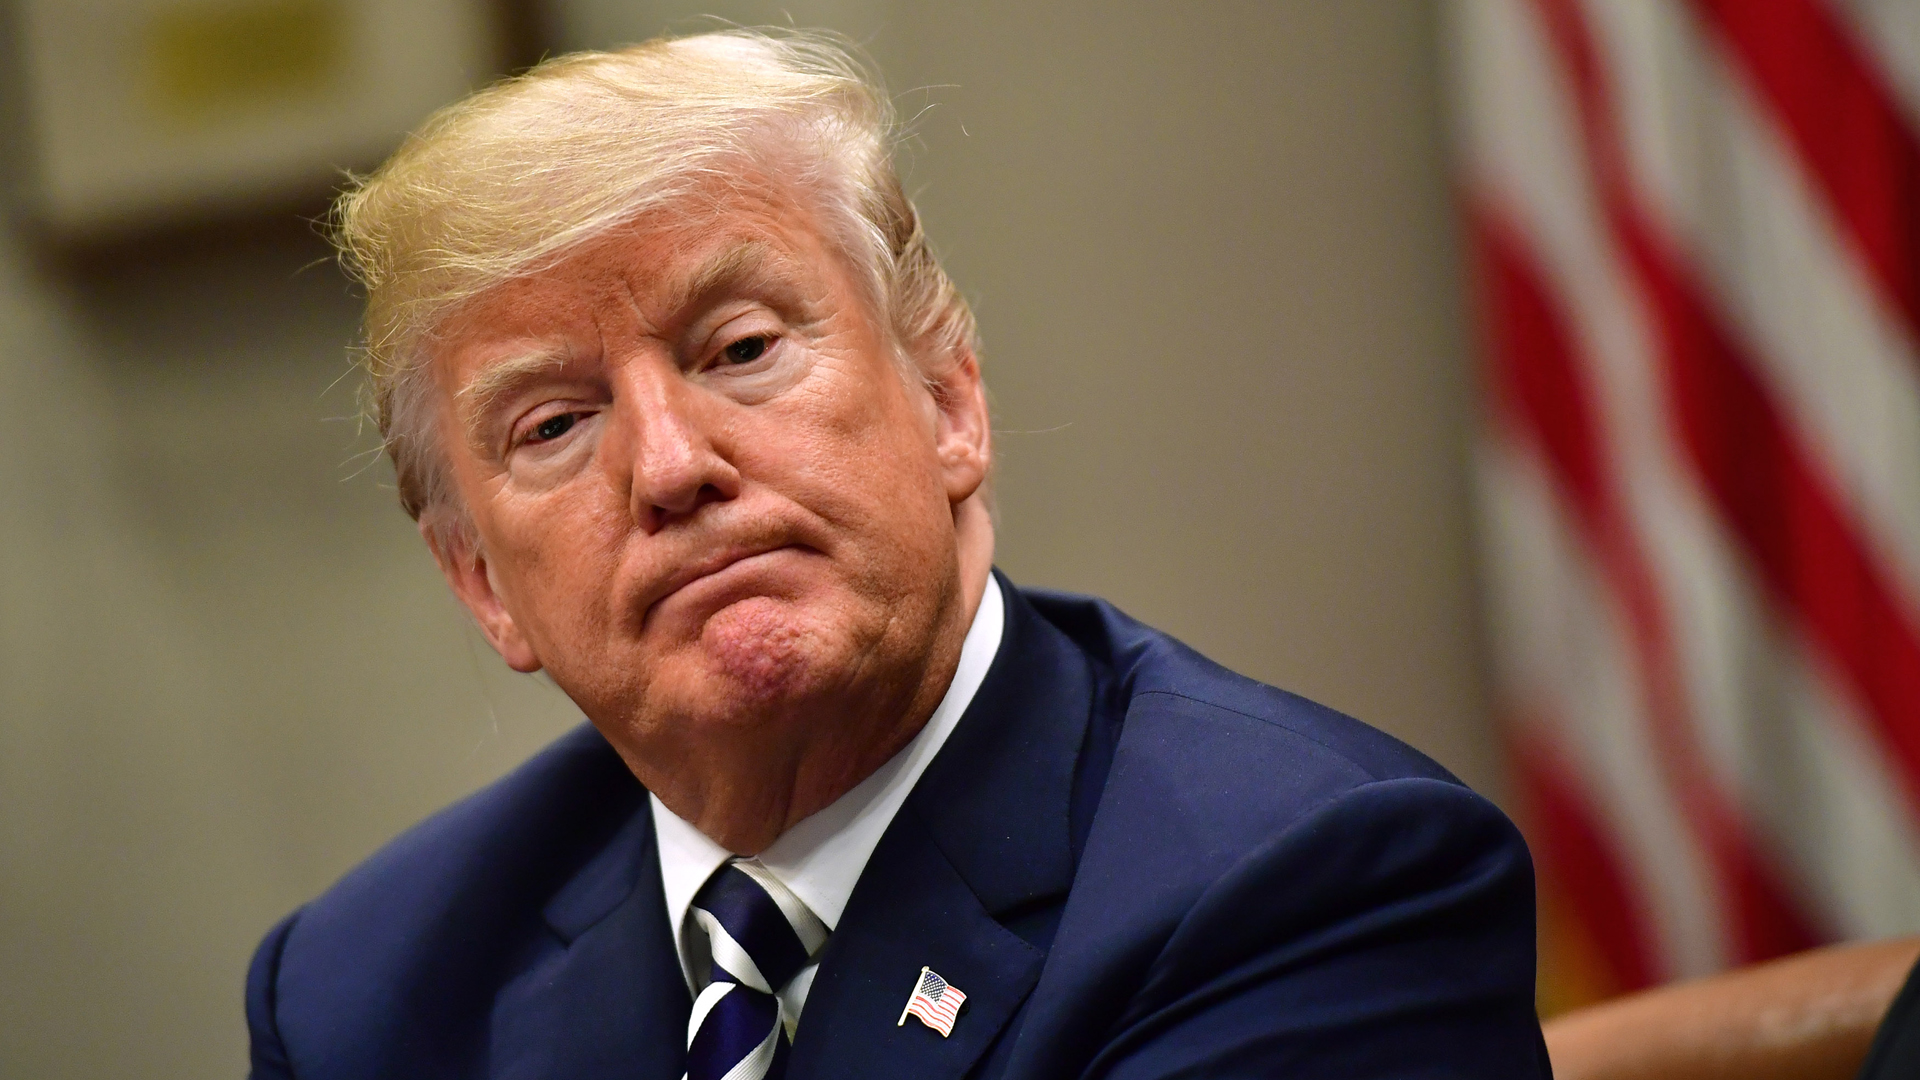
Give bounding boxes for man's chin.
[690,595,839,707]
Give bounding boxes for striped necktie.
[685,859,828,1080]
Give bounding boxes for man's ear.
[925,346,991,505]
[421,517,543,673]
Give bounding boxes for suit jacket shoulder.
[1005,586,1546,1078]
[247,724,681,1079]
[1025,583,1456,785]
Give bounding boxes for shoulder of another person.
[1860,954,1920,1080]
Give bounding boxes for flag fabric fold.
[1451,0,1920,1011]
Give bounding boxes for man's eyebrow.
[662,240,795,319]
[453,243,795,447]
[456,347,569,448]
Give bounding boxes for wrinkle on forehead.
[448,237,809,448]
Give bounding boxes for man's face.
[423,179,990,835]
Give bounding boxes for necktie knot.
[685,859,828,1080]
[691,861,825,992]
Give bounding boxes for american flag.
[1453,0,1920,1011]
[896,966,966,1037]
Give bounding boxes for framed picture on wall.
[13,0,532,242]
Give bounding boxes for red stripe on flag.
[1472,192,1823,962]
[1690,0,1920,355]
[1534,0,1920,832]
[1628,196,1920,821]
[1510,723,1660,993]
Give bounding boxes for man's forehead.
[514,235,798,340]
[593,184,834,299]
[470,206,821,331]
[438,214,845,432]
[445,239,776,388]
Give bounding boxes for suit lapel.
[785,807,1046,1080]
[788,573,1099,1080]
[491,792,691,1080]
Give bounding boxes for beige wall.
[0,3,1495,1076]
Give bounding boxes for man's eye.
[531,413,578,442]
[722,335,770,365]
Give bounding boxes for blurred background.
[2,0,1916,1076]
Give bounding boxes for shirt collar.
[649,574,1006,983]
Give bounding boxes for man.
[248,30,1548,1079]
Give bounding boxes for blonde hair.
[333,28,978,533]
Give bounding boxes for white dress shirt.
[650,574,1006,1024]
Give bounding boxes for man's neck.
[648,572,1008,991]
[681,525,994,852]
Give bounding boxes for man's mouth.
[640,543,803,625]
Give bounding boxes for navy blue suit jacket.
[247,575,1549,1078]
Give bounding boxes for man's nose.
[605,364,741,533]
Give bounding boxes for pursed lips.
[638,544,798,625]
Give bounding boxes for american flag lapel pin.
[896,965,967,1037]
